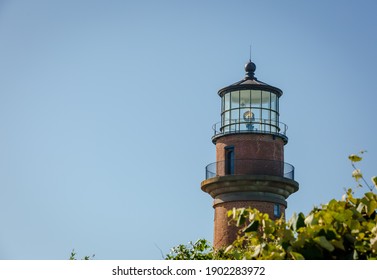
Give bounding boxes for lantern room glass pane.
[222,110,230,133]
[276,97,279,114]
[270,111,278,133]
[271,111,277,121]
[271,93,277,112]
[251,90,261,106]
[223,111,230,124]
[230,91,239,109]
[240,90,251,107]
[230,109,239,123]
[261,91,270,109]
[261,108,270,121]
[224,93,230,111]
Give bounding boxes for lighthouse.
[201,59,299,248]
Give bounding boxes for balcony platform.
[201,174,299,207]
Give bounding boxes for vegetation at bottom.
[166,152,377,260]
[69,249,95,260]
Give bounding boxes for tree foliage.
[69,249,95,260]
[166,153,377,260]
[222,190,377,260]
[165,239,213,260]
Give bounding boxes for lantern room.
[213,60,287,144]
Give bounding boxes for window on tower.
[273,204,281,218]
[224,146,234,175]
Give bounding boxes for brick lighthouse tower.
[201,59,299,248]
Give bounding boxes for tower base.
[201,174,299,249]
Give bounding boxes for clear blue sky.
[0,0,376,259]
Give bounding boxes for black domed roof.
[217,60,283,97]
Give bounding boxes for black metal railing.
[205,159,295,180]
[212,118,288,140]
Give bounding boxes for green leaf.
[290,252,305,260]
[349,220,360,233]
[366,200,377,216]
[349,154,362,162]
[364,192,376,201]
[314,236,335,252]
[321,211,334,224]
[331,239,345,251]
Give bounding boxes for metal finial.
[245,44,256,79]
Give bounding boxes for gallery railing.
[212,118,288,141]
[205,159,295,180]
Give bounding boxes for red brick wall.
[216,134,284,162]
[215,134,285,177]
